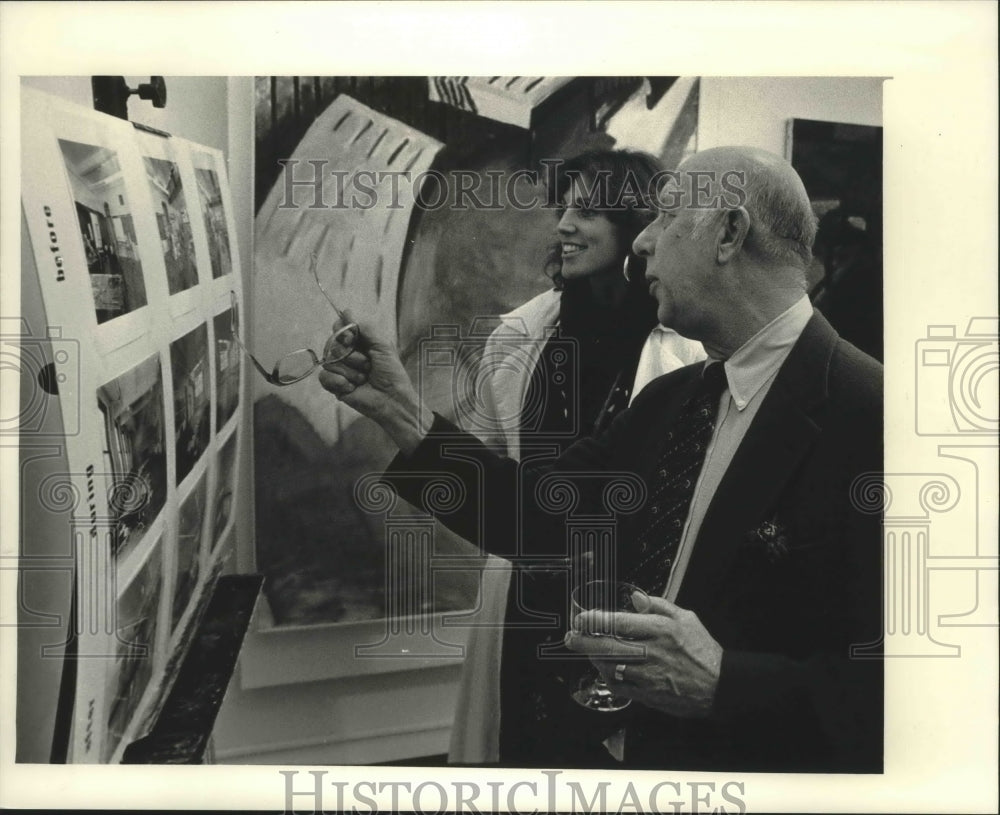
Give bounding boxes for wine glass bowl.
[569,579,648,712]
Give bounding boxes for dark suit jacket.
[385,311,883,772]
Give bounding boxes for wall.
[698,76,884,154]
[21,77,228,157]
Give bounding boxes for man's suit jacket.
[386,311,883,772]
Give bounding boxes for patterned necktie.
[627,362,728,595]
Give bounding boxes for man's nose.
[632,222,654,257]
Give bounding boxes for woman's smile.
[556,179,621,279]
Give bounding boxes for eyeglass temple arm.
[230,330,283,386]
[310,253,349,323]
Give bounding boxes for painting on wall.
[252,76,700,625]
[788,118,883,362]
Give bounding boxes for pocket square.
[744,516,790,563]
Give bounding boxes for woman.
[451,149,705,766]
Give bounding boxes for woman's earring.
[623,255,632,283]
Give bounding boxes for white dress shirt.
[664,295,814,600]
[629,325,708,405]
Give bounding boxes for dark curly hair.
[544,148,662,290]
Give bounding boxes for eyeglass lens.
[227,249,361,386]
[275,350,319,384]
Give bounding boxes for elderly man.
[319,146,883,772]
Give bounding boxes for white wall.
[20,76,94,111]
[698,76,884,155]
[22,76,228,154]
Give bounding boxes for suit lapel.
[676,311,838,610]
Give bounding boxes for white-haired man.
[319,146,883,771]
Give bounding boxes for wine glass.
[569,579,648,712]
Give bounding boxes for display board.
[19,88,245,763]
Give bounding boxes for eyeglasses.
[229,253,360,386]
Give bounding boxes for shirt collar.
[715,295,813,411]
[650,324,684,339]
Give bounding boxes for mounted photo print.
[57,138,148,324]
[170,322,211,485]
[104,537,163,762]
[172,474,206,632]
[212,428,238,547]
[194,164,233,279]
[214,304,240,431]
[97,353,168,560]
[143,156,199,295]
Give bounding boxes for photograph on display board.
[97,354,168,559]
[171,474,206,632]
[214,305,240,431]
[143,156,199,294]
[104,539,163,762]
[195,166,233,279]
[57,138,147,323]
[212,430,237,547]
[170,323,211,484]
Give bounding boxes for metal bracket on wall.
[92,76,167,121]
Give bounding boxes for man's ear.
[717,207,750,263]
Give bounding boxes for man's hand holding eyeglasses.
[317,313,433,455]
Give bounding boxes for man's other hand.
[565,595,723,718]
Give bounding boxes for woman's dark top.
[499,277,658,767]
